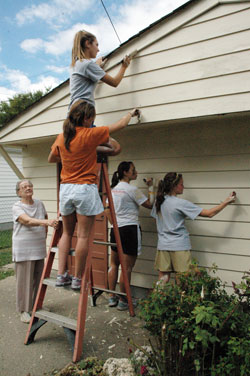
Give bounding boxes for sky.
[0,0,188,103]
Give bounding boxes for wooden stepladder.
[24,155,135,362]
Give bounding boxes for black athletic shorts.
[110,225,138,256]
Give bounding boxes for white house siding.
[93,2,250,124]
[0,147,23,226]
[108,115,250,290]
[22,141,58,243]
[1,1,250,144]
[0,0,249,289]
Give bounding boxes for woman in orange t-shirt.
[48,99,139,290]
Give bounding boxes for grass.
[0,229,12,249]
[0,249,12,267]
[0,269,14,280]
[0,229,13,280]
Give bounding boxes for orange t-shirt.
[51,126,109,184]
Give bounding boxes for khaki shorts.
[154,250,191,273]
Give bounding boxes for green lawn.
[0,230,13,280]
[0,249,12,267]
[0,229,12,249]
[0,269,14,280]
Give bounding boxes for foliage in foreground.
[47,357,105,375]
[135,264,250,376]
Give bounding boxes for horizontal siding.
[2,121,63,142]
[1,1,249,291]
[190,235,250,256]
[145,5,250,53]
[0,148,23,223]
[192,250,249,272]
[94,3,250,121]
[95,72,250,114]
[95,94,250,127]
[22,144,58,218]
[108,115,250,290]
[112,119,250,158]
[2,2,250,144]
[19,113,249,290]
[0,148,23,193]
[110,154,250,172]
[140,216,249,239]
[95,50,250,101]
[185,3,250,27]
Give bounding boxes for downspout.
[0,145,25,179]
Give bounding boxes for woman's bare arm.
[96,138,121,156]
[17,213,58,228]
[101,56,131,87]
[199,192,236,218]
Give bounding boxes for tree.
[0,89,50,127]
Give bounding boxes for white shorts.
[59,183,104,216]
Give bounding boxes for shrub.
[137,264,250,376]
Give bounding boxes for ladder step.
[43,278,79,292]
[35,309,77,331]
[92,286,126,296]
[43,277,57,287]
[93,240,117,246]
[51,247,75,256]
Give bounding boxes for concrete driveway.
[0,272,150,376]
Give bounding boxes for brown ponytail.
[63,100,95,151]
[155,172,182,212]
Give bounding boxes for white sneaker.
[71,277,82,290]
[20,311,31,323]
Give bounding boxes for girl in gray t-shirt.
[151,172,236,283]
[69,30,132,156]
[70,30,131,109]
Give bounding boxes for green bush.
[137,264,250,376]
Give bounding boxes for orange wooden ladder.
[24,155,135,362]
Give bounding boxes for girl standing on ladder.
[48,100,140,290]
[70,30,131,109]
[69,30,132,156]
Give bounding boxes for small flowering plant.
[128,345,155,376]
[137,263,250,375]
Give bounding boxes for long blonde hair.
[71,30,96,67]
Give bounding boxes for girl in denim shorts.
[48,100,140,289]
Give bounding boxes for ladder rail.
[24,219,62,345]
[24,157,136,363]
[73,223,96,362]
[102,162,135,316]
